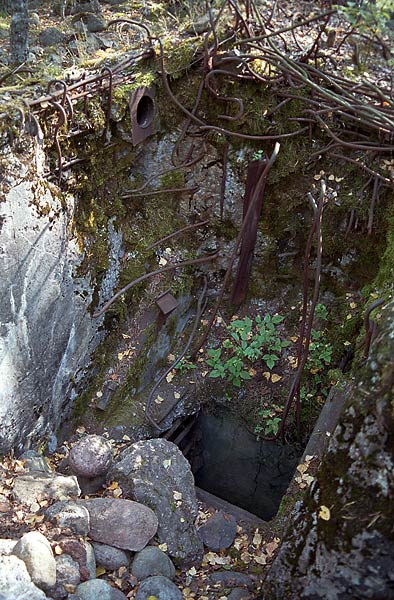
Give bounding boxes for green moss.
[374,212,394,294]
[111,71,157,110]
[160,170,185,188]
[161,35,202,78]
[103,322,158,426]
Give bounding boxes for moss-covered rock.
[263,301,394,599]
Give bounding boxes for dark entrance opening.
[136,95,155,128]
[168,409,302,522]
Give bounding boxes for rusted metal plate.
[129,86,156,145]
[156,291,178,315]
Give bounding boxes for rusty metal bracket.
[156,290,178,316]
[129,86,156,145]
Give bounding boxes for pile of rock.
[1,432,258,598]
[1,435,252,599]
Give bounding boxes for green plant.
[300,304,333,401]
[305,329,333,396]
[252,149,265,161]
[336,0,394,35]
[206,314,290,387]
[255,408,281,438]
[175,356,197,374]
[315,302,329,321]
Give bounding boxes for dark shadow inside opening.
[183,409,303,521]
[136,95,155,128]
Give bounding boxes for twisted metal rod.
[93,254,218,318]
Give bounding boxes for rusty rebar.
[93,253,218,318]
[193,142,281,355]
[146,220,209,251]
[101,67,113,143]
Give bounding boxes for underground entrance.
[191,409,301,521]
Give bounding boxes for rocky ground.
[0,431,297,599]
[1,1,393,599]
[0,0,392,98]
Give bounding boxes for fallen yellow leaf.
[318,505,331,521]
[252,530,262,547]
[297,463,308,475]
[271,373,282,383]
[254,554,267,565]
[166,372,175,383]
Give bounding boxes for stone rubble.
[0,434,268,598]
[91,543,130,571]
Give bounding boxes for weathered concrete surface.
[0,134,117,453]
[263,301,394,599]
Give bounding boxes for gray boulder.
[69,435,113,478]
[39,27,67,47]
[13,473,80,505]
[76,578,127,600]
[12,531,56,590]
[72,13,108,33]
[0,555,47,599]
[108,439,203,565]
[198,511,237,551]
[135,575,183,600]
[92,543,130,570]
[79,498,158,551]
[131,546,176,581]
[46,501,90,535]
[47,554,81,600]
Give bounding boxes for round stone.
[69,435,113,478]
[198,511,237,551]
[131,546,176,581]
[46,501,90,536]
[135,575,183,600]
[77,578,127,600]
[92,543,130,570]
[80,498,158,551]
[12,531,56,589]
